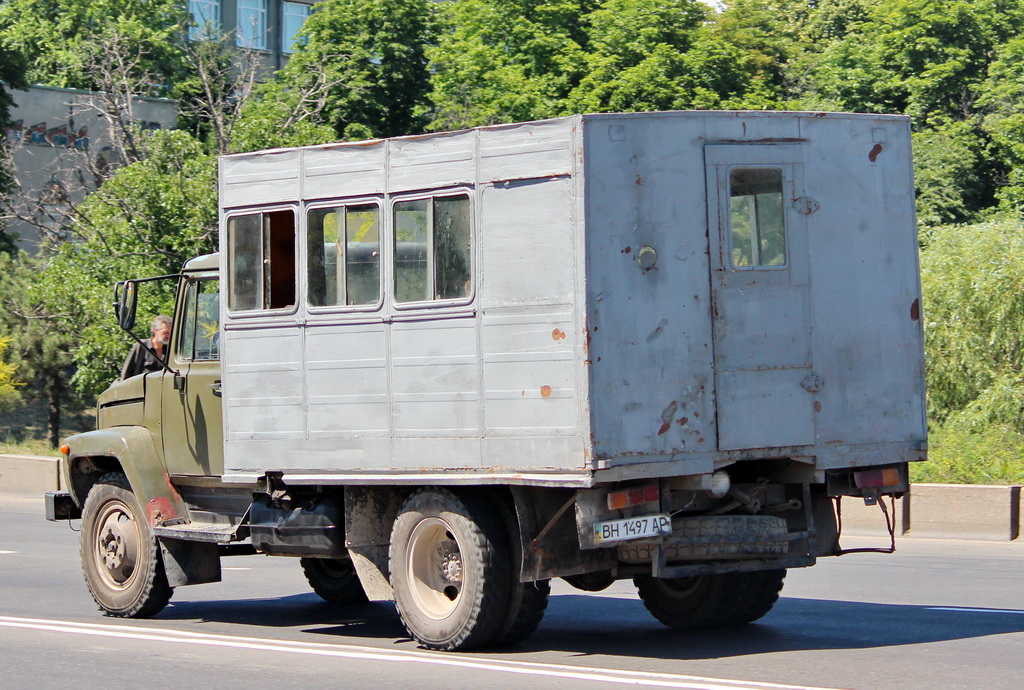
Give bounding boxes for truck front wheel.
[80,472,173,618]
[300,556,368,604]
[389,489,512,651]
[634,569,786,630]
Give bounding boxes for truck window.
[178,279,220,362]
[227,209,296,311]
[307,203,381,307]
[729,168,786,268]
[393,194,471,303]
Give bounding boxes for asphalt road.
[2,496,1022,690]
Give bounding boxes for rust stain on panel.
[910,298,920,321]
[552,328,566,341]
[540,385,553,399]
[658,400,678,435]
[868,143,884,162]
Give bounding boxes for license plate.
[593,514,672,544]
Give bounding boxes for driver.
[120,315,171,379]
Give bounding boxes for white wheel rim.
[406,517,464,620]
[92,498,141,591]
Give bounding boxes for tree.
[0,336,21,411]
[428,0,598,130]
[568,0,781,113]
[0,33,29,254]
[920,217,1024,432]
[0,0,187,95]
[0,252,83,445]
[269,0,435,140]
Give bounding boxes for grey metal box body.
[218,111,926,486]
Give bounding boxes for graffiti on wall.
[3,119,164,150]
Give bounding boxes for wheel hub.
[93,502,140,587]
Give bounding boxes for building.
[2,86,178,252]
[189,0,320,72]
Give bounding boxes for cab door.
[705,144,817,451]
[163,276,224,476]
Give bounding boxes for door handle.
[210,381,222,397]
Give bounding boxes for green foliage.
[920,217,1024,430]
[911,121,996,227]
[912,424,1024,484]
[0,336,21,411]
[0,0,187,94]
[428,0,597,129]
[40,129,219,396]
[272,0,435,139]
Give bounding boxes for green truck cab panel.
[63,425,188,528]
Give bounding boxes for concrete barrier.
[0,454,1020,540]
[0,453,62,498]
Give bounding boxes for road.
[1,496,1022,690]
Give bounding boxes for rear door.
[705,144,818,451]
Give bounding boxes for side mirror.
[114,280,138,332]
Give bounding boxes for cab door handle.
[210,381,222,397]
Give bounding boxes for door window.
[178,279,220,362]
[728,168,786,268]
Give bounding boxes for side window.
[728,168,786,268]
[307,203,381,307]
[393,194,471,303]
[178,279,220,362]
[227,209,296,312]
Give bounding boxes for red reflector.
[854,468,901,489]
[607,484,659,510]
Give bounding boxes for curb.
[1,455,1020,541]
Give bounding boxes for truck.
[46,111,927,652]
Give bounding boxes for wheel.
[300,556,368,604]
[634,569,786,630]
[80,472,173,617]
[490,493,549,647]
[389,488,512,651]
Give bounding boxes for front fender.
[65,426,187,527]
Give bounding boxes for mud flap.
[159,538,222,587]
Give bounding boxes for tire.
[490,493,549,647]
[300,556,368,604]
[389,488,512,651]
[80,472,173,618]
[634,569,786,630]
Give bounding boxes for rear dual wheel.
[389,488,548,651]
[634,569,786,630]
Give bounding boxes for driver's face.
[152,323,170,345]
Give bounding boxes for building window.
[282,1,312,54]
[393,195,472,304]
[237,0,268,50]
[188,0,221,40]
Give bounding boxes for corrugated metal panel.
[388,131,475,191]
[302,142,386,199]
[220,149,301,208]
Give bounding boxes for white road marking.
[222,567,251,571]
[927,607,1024,615]
[0,551,16,554]
[0,615,840,690]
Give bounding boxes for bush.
[913,424,1024,485]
